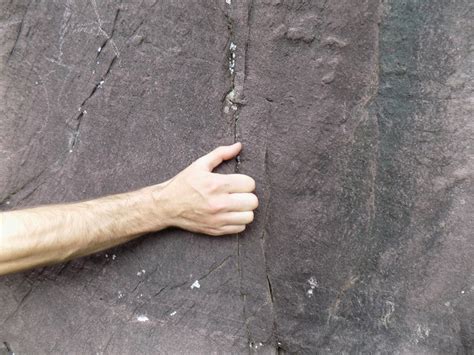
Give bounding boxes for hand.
[155,143,258,236]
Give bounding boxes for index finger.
[215,173,256,193]
[194,143,242,171]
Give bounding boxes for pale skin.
[0,143,258,276]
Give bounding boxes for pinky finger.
[216,225,246,236]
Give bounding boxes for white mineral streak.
[191,280,201,289]
[307,276,318,297]
[229,42,237,74]
[308,277,318,288]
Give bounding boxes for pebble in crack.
[224,89,236,114]
[137,315,149,322]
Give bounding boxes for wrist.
[134,181,173,232]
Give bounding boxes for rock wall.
[1,0,472,353]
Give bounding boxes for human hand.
[155,143,258,236]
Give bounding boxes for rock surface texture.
[0,0,473,353]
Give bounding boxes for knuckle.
[206,175,223,192]
[208,200,225,214]
[206,180,219,193]
[207,228,220,236]
[210,215,225,227]
[215,146,225,155]
[215,228,227,236]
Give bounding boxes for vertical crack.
[223,29,239,153]
[243,0,255,85]
[223,0,250,345]
[266,274,274,303]
[260,142,277,344]
[225,0,277,347]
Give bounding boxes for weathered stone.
[1,0,472,353]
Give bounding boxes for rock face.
[0,0,472,353]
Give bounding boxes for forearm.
[0,184,168,276]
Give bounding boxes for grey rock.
[0,0,472,353]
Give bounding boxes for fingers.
[214,173,256,193]
[210,225,246,236]
[221,193,259,212]
[205,208,255,236]
[218,211,254,225]
[195,142,242,171]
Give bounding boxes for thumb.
[195,142,242,171]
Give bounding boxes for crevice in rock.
[68,55,117,151]
[3,286,33,325]
[0,166,48,206]
[260,144,277,342]
[225,0,279,346]
[6,1,32,63]
[276,344,286,354]
[2,342,13,355]
[96,7,121,59]
[126,18,146,48]
[91,0,121,56]
[199,255,232,281]
[151,280,188,298]
[10,181,44,206]
[150,257,232,298]
[222,1,250,346]
[102,330,117,353]
[243,0,255,85]
[7,18,24,61]
[153,286,166,297]
[266,274,274,303]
